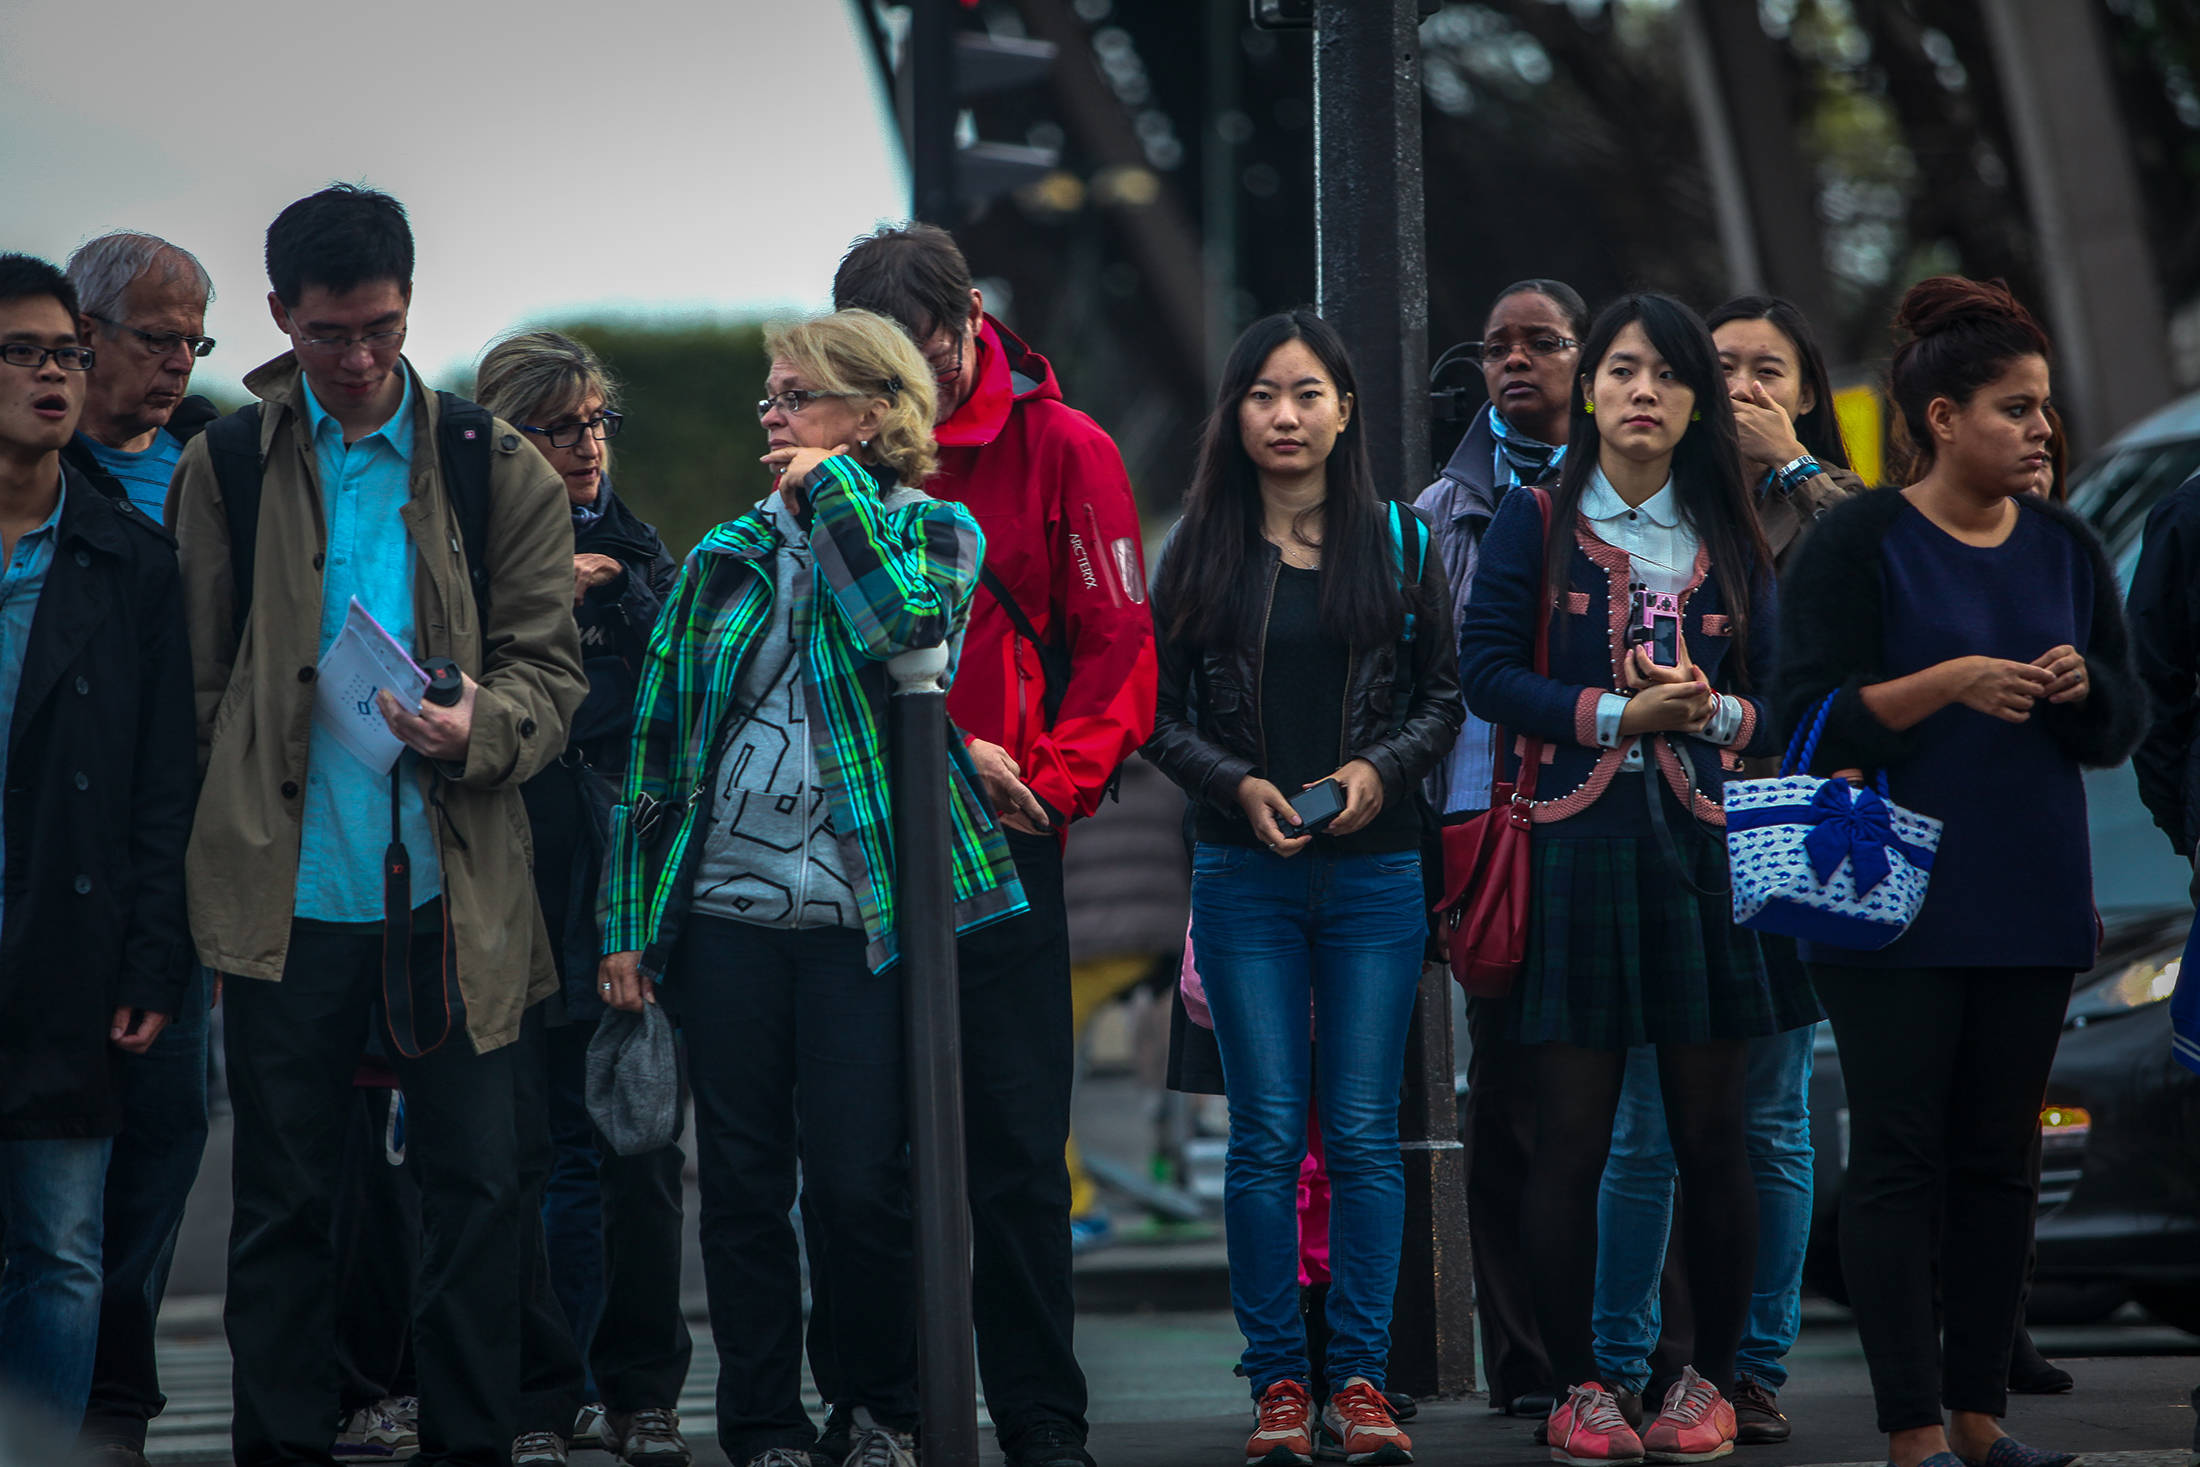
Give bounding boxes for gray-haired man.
[60,232,219,523]
[59,231,217,1467]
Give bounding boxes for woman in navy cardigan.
[1776,278,2143,1467]
[1461,293,1815,1466]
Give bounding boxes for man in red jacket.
[832,224,1156,1467]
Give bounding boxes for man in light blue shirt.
[60,233,219,526]
[295,363,443,920]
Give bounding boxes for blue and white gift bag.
[1724,695,1942,950]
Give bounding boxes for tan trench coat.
[170,354,585,1052]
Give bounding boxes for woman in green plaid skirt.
[1459,294,1814,1467]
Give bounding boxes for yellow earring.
[1691,410,1701,422]
[1584,400,1595,414]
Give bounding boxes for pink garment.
[1179,920,1213,1030]
[1297,1107,1331,1286]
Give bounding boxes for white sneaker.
[511,1430,569,1465]
[572,1403,607,1448]
[334,1397,419,1460]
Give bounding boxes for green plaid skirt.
[1513,833,1821,1051]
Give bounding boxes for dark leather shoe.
[1732,1375,1791,1444]
[2007,1331,2075,1395]
[1002,1420,1097,1467]
[1508,1392,1557,1418]
[1615,1388,1645,1432]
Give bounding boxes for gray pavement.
[145,1080,2198,1465]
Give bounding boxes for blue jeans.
[1192,842,1426,1395]
[86,964,212,1444]
[1592,1023,1817,1390]
[0,1136,114,1432]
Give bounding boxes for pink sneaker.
[1642,1368,1737,1464]
[1547,1382,1646,1466]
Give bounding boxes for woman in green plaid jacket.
[597,309,1023,1467]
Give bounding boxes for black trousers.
[332,1085,419,1416]
[224,921,524,1467]
[956,831,1086,1444]
[1460,993,1553,1408]
[806,829,1086,1446]
[1812,964,2074,1434]
[672,915,918,1464]
[514,1006,588,1439]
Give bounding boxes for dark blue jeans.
[0,1135,112,1439]
[1191,842,1425,1395]
[539,1013,691,1412]
[84,964,212,1448]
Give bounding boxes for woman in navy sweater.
[1775,278,2143,1467]
[1462,293,1812,1466]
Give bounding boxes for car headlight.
[2067,953,2181,1026]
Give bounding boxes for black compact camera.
[1284,777,1347,838]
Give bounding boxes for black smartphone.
[1285,777,1347,838]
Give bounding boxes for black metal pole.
[1312,0,1477,1398]
[890,645,980,1466]
[907,0,959,225]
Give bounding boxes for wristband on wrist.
[1775,454,1822,494]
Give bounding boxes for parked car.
[1805,396,2200,1332]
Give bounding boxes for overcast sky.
[1,0,910,396]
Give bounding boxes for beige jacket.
[171,355,585,1052]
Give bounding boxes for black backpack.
[202,390,497,644]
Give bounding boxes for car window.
[2069,436,2200,576]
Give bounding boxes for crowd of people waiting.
[0,180,2191,1467]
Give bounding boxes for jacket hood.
[573,478,663,563]
[935,315,1061,450]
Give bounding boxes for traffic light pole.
[1311,0,1478,1398]
[888,643,981,1467]
[907,0,959,225]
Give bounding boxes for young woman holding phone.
[1146,309,1462,1467]
[1460,292,1815,1466]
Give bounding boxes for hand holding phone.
[1283,777,1347,838]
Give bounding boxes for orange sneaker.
[1547,1382,1646,1466]
[1247,1379,1315,1467]
[1642,1368,1736,1464]
[1317,1377,1413,1464]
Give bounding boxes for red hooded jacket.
[936,317,1157,825]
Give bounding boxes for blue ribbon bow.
[1803,780,1898,894]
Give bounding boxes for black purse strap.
[1640,733,1728,897]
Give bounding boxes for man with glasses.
[0,254,195,1464]
[60,233,219,528]
[52,231,222,1467]
[828,224,1156,1467]
[167,185,585,1467]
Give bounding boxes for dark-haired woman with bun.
[1146,309,1461,1467]
[1588,296,1866,1441]
[1776,277,2144,1467]
[1461,292,1812,1466]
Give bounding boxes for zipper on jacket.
[1013,632,1032,757]
[1252,554,1282,773]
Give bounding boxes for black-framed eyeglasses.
[756,389,856,420]
[0,343,96,372]
[926,334,965,387]
[1467,334,1578,365]
[299,326,406,356]
[88,313,215,359]
[521,410,623,449]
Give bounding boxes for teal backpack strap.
[1387,500,1424,642]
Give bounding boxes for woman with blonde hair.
[597,308,1025,1467]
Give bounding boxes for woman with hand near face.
[1709,296,1870,567]
[1460,293,1809,1467]
[596,309,1023,1467]
[1776,279,2143,1467]
[1145,310,1462,1467]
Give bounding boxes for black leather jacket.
[1144,529,1464,823]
